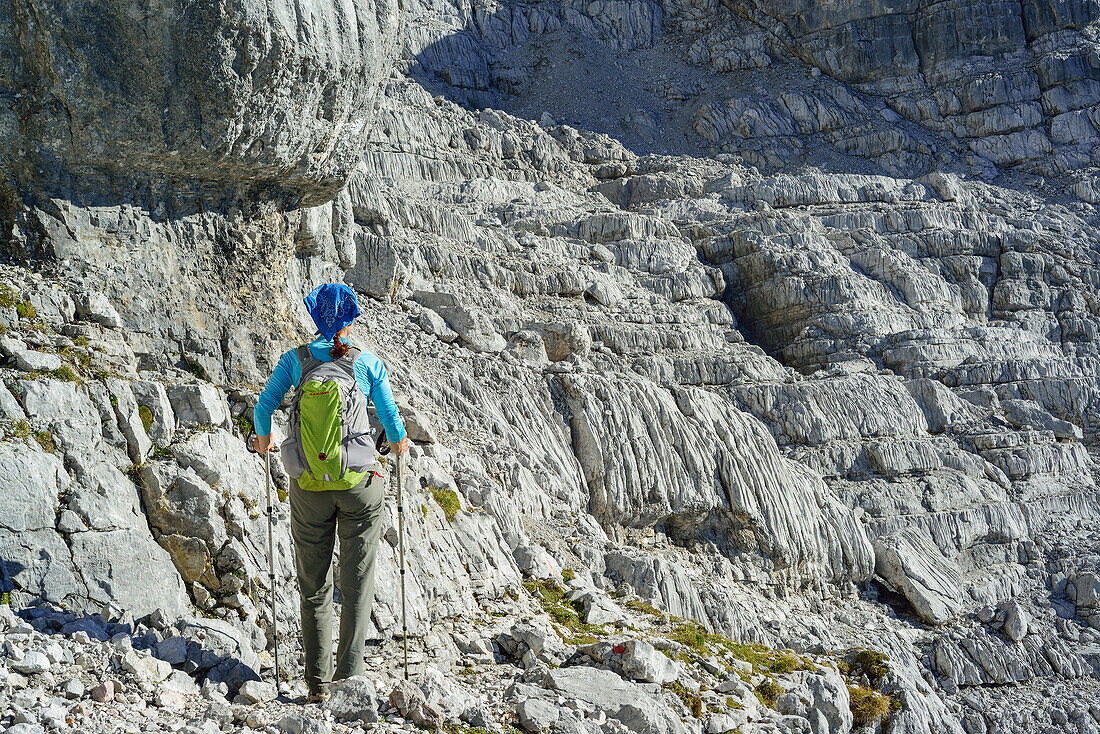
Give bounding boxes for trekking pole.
[396,452,409,680]
[248,431,281,687]
[264,450,281,687]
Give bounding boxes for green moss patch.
[839,648,890,683]
[663,681,703,717]
[15,300,36,320]
[429,486,461,522]
[51,365,80,383]
[523,578,607,643]
[625,599,665,618]
[139,405,154,433]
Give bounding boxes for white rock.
[238,679,277,704]
[13,349,62,372]
[78,291,122,328]
[619,639,680,684]
[324,675,378,723]
[56,509,87,533]
[121,650,171,689]
[63,676,85,699]
[517,697,559,732]
[874,527,964,625]
[12,651,51,675]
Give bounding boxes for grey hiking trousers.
[288,471,385,693]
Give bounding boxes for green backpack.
[280,345,377,491]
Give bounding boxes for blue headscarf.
[304,283,361,340]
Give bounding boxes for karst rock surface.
[2,1,1100,733]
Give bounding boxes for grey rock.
[56,510,87,534]
[68,528,190,618]
[513,544,561,580]
[412,291,505,353]
[63,678,85,698]
[238,680,277,704]
[276,714,333,734]
[389,679,442,728]
[155,687,187,710]
[121,649,171,689]
[535,322,592,362]
[1,0,403,205]
[130,380,175,447]
[545,666,686,734]
[706,711,748,734]
[167,384,231,429]
[874,527,964,625]
[11,651,51,675]
[5,724,46,734]
[179,618,260,670]
[324,675,379,723]
[1001,399,1082,440]
[0,380,26,418]
[418,308,459,343]
[161,669,201,696]
[155,635,190,665]
[77,292,122,329]
[998,600,1031,643]
[619,639,679,684]
[12,350,61,373]
[345,231,406,301]
[517,697,559,732]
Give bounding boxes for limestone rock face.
[874,528,965,625]
[0,0,403,206]
[2,0,1100,731]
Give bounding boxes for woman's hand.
[253,434,273,453]
[389,436,410,456]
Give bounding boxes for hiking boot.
[305,682,335,704]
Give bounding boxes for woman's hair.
[331,333,352,360]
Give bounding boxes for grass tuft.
[755,678,783,709]
[181,356,207,380]
[848,684,893,726]
[0,284,16,308]
[33,430,56,454]
[124,463,145,486]
[429,486,461,522]
[233,413,252,436]
[670,621,709,653]
[3,419,32,441]
[625,598,665,618]
[51,364,80,383]
[523,578,607,643]
[664,681,703,717]
[15,300,36,320]
[840,648,890,682]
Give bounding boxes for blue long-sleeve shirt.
[254,338,406,443]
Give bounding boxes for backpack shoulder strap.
[333,346,362,381]
[296,345,324,384]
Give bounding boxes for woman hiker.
[252,282,409,702]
